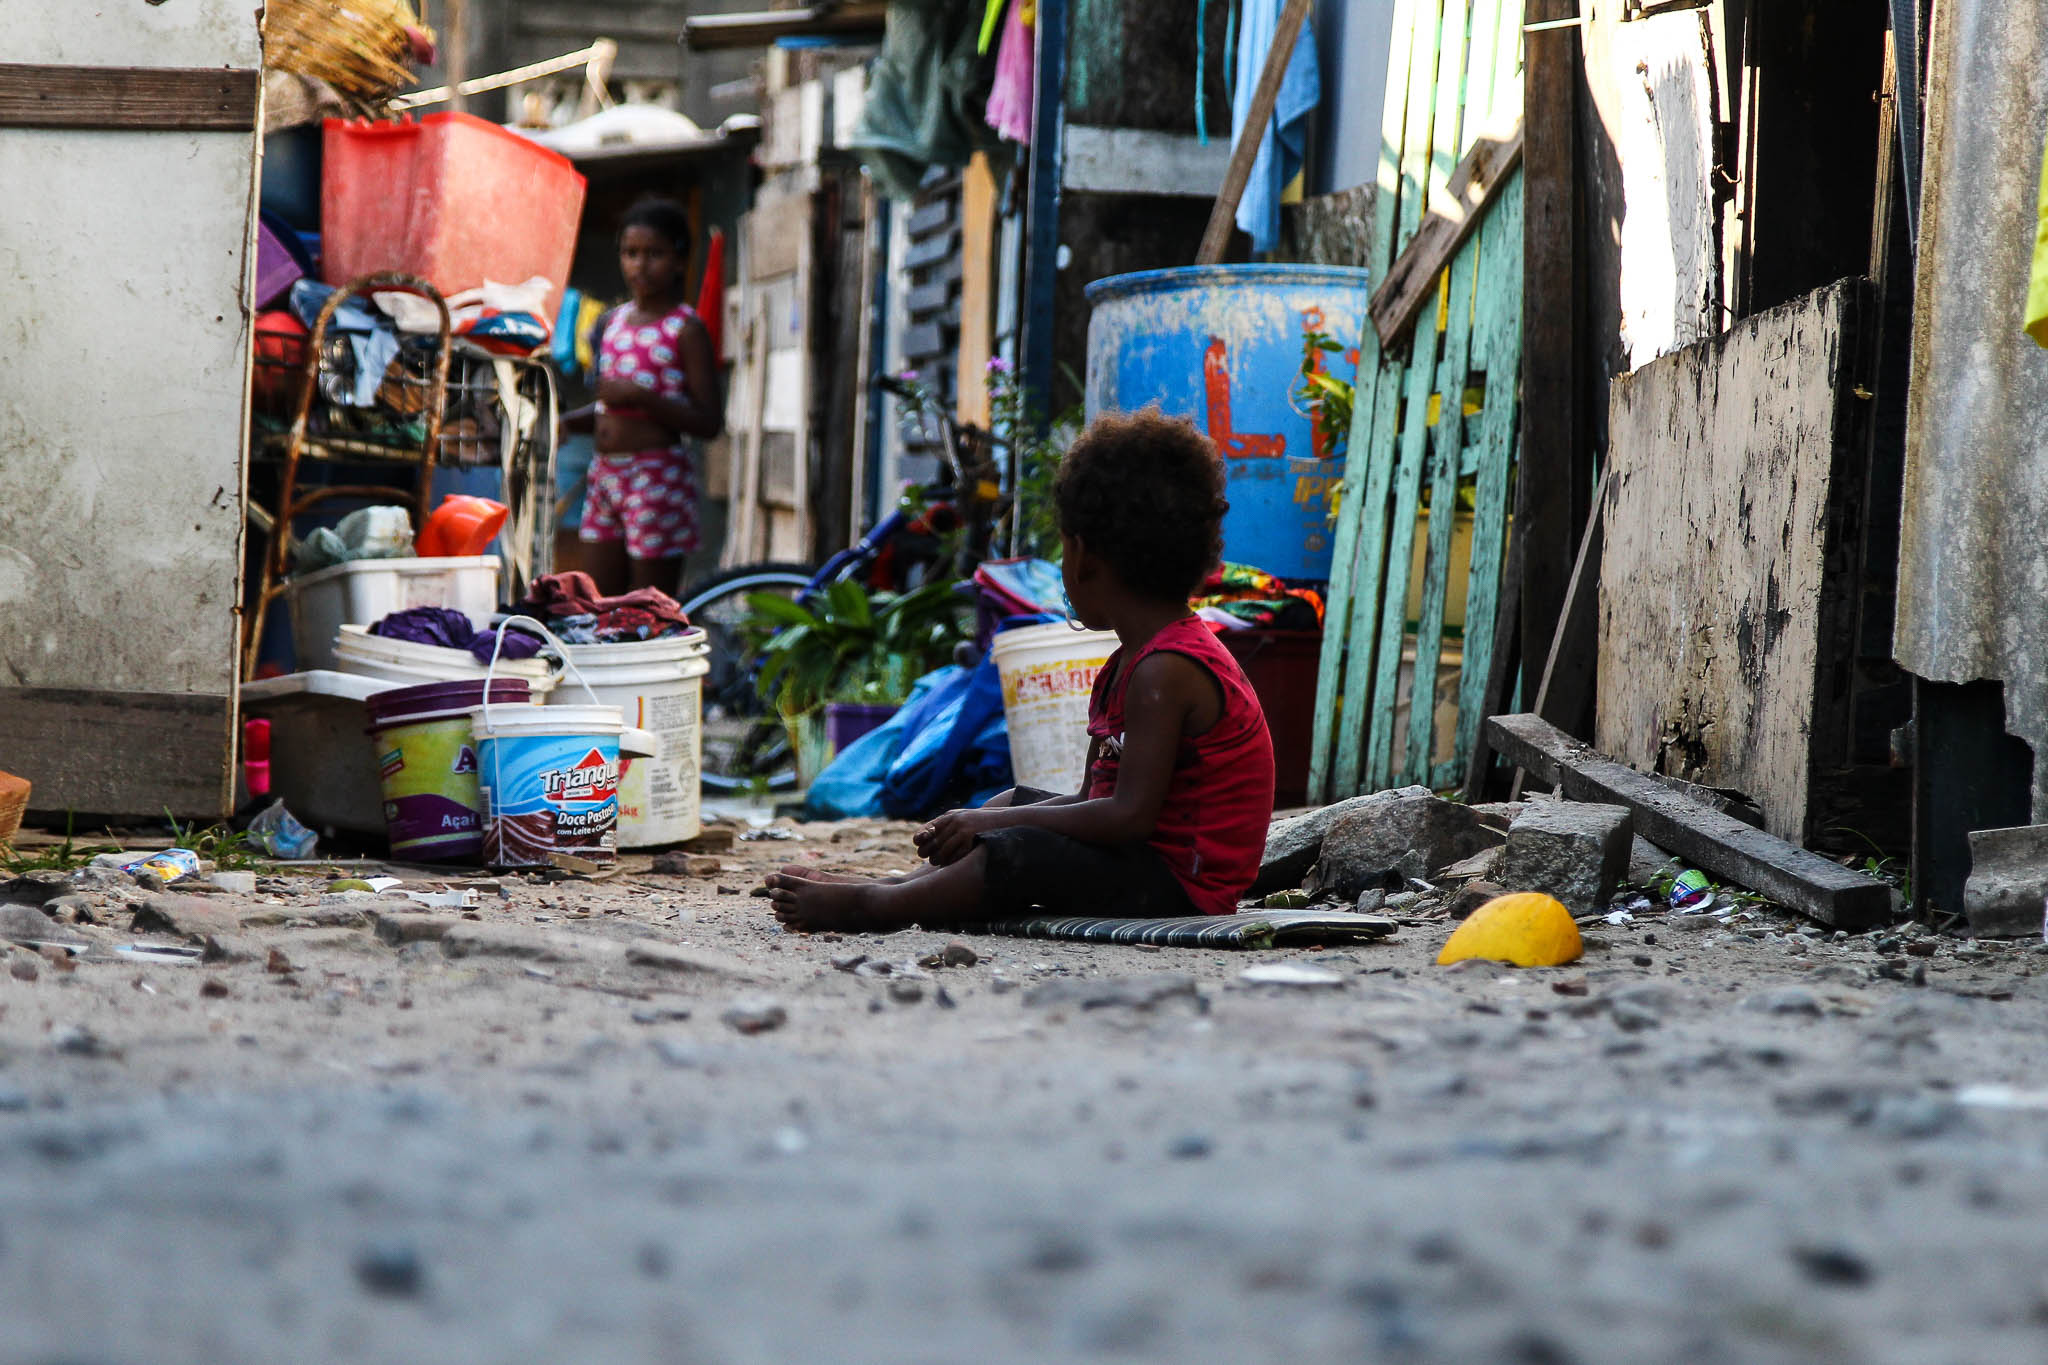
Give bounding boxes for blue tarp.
[805,658,1014,820]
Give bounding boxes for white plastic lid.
[469,702,624,740]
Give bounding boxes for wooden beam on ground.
[1195,0,1314,265]
[0,64,258,131]
[1367,126,1524,348]
[1484,713,1896,928]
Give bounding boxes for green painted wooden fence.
[1306,0,1524,802]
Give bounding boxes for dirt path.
[3,820,2046,1363]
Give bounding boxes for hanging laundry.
[985,0,1035,145]
[851,0,1005,198]
[1230,0,1320,254]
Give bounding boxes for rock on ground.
[1313,792,1496,899]
[1500,802,1633,914]
[1253,786,1433,895]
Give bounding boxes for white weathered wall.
[1597,283,1855,842]
[0,0,259,814]
[1579,5,1724,376]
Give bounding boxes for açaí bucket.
[364,677,533,861]
[468,617,658,869]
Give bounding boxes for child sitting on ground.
[766,410,1276,932]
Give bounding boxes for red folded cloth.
[520,571,691,631]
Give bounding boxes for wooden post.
[443,0,469,113]
[1517,0,1587,732]
[1195,0,1314,265]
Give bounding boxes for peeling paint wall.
[1597,281,1863,842]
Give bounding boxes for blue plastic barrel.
[1084,264,1372,582]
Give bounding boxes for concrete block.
[1964,824,2048,938]
[1500,802,1633,914]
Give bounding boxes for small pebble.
[888,978,926,1005]
[354,1242,424,1297]
[200,978,232,999]
[940,942,979,968]
[989,975,1019,994]
[721,997,788,1035]
[830,952,869,972]
[1167,1134,1213,1159]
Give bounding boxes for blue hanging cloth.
[1230,0,1320,254]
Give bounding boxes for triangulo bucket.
[364,678,533,861]
[469,617,659,869]
[989,623,1119,794]
[1083,264,1374,581]
[552,630,710,848]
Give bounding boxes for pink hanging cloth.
[984,0,1035,145]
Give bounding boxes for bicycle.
[681,374,1006,792]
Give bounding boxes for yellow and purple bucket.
[364,678,532,861]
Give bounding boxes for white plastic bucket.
[989,623,1120,794]
[550,630,711,847]
[333,625,558,694]
[285,554,502,671]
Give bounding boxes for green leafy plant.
[0,811,119,873]
[166,810,262,870]
[986,358,1082,561]
[746,579,971,723]
[1293,323,1354,457]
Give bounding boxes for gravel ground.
[3,818,2047,1364]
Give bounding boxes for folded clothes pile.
[368,606,546,664]
[1190,563,1324,633]
[515,572,692,645]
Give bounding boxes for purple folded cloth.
[368,607,545,665]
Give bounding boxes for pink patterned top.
[596,302,698,423]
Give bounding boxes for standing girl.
[562,198,724,593]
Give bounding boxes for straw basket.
[263,0,431,102]
[0,770,27,849]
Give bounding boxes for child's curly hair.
[1054,409,1230,601]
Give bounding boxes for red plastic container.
[1219,629,1321,809]
[321,114,586,321]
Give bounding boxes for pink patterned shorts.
[579,448,700,560]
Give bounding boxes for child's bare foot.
[768,876,901,933]
[771,865,863,884]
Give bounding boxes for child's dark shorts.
[973,787,1198,918]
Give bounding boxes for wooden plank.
[1404,259,1479,780]
[1367,128,1524,348]
[2,688,233,819]
[1365,0,1470,789]
[954,152,1000,428]
[1195,0,1315,264]
[745,188,807,280]
[0,64,257,131]
[1518,0,1586,733]
[1331,0,1447,797]
[1484,713,1896,928]
[1309,0,1422,803]
[1596,279,1867,843]
[1460,509,1524,799]
[1453,170,1525,778]
[903,230,962,271]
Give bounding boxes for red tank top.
[1085,617,1276,915]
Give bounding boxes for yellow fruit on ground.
[1435,892,1582,967]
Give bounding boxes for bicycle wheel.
[680,562,814,793]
